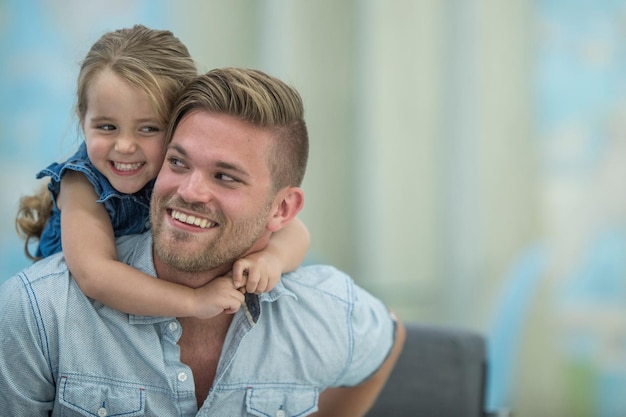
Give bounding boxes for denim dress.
[36,141,152,257]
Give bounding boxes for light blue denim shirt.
[0,232,396,416]
[36,141,152,257]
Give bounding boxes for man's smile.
[170,209,216,229]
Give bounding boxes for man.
[0,68,405,416]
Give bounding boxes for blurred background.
[2,0,626,416]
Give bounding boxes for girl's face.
[82,69,167,194]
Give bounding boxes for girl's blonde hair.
[16,25,197,260]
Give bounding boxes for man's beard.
[150,195,272,273]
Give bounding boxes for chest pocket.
[58,375,145,417]
[245,386,318,417]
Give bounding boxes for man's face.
[150,110,276,273]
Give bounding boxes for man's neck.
[152,255,233,289]
[152,234,272,288]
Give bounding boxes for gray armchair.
[366,322,504,417]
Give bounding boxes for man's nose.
[178,171,213,203]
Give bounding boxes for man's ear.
[267,187,304,232]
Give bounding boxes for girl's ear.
[267,187,304,232]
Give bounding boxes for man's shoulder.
[282,264,355,299]
[246,264,394,387]
[11,252,68,283]
[283,264,353,288]
[274,264,389,327]
[0,253,71,305]
[115,232,151,260]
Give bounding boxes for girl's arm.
[232,216,310,293]
[58,171,241,318]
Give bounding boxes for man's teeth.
[113,161,143,171]
[171,210,213,228]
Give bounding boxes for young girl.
[15,25,310,319]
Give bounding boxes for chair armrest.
[484,409,513,417]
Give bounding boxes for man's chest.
[178,316,231,407]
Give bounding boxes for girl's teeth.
[114,162,143,171]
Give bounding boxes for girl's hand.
[231,250,282,294]
[192,275,245,319]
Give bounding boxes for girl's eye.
[140,126,161,133]
[97,124,116,131]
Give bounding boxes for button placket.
[168,321,179,332]
[162,320,182,345]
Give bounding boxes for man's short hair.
[166,68,309,190]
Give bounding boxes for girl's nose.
[115,134,137,154]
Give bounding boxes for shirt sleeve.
[336,283,397,386]
[0,275,56,415]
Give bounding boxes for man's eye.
[216,173,236,182]
[168,157,185,168]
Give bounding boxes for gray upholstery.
[366,322,489,417]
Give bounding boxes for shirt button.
[97,407,108,417]
[177,372,188,382]
[276,410,286,417]
[168,321,179,332]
